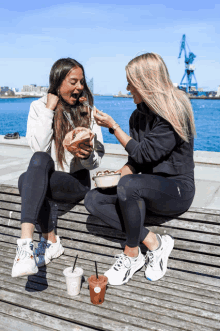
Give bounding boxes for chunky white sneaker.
[104,247,145,286]
[35,235,64,267]
[145,234,174,282]
[11,238,38,278]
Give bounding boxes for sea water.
[0,96,219,152]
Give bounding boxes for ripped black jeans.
[84,174,195,247]
[18,151,90,233]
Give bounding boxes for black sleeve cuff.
[125,138,139,155]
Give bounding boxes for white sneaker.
[35,235,64,267]
[145,234,174,282]
[104,247,145,286]
[11,238,38,278]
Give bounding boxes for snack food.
[63,127,94,156]
[92,169,121,189]
[94,170,116,177]
[79,96,87,104]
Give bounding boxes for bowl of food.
[92,170,121,189]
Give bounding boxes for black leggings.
[18,151,90,233]
[84,174,195,247]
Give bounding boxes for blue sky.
[1,1,219,94]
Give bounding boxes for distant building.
[20,84,48,96]
[87,78,94,94]
[208,91,217,97]
[217,85,220,97]
[0,86,10,93]
[0,87,15,96]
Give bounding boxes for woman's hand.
[66,138,94,158]
[66,127,95,159]
[115,164,136,178]
[75,139,94,158]
[46,93,59,111]
[93,107,115,128]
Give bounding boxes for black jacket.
[125,102,195,176]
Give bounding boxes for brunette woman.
[12,58,104,278]
[85,53,196,285]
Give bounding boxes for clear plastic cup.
[63,267,83,296]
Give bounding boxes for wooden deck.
[0,183,220,330]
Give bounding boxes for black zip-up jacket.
[125,102,195,177]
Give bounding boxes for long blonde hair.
[126,53,196,142]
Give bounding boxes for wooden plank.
[0,289,181,331]
[1,245,219,294]
[0,269,219,331]
[1,212,220,255]
[2,206,220,248]
[1,224,220,280]
[177,211,220,223]
[2,240,220,296]
[0,302,94,331]
[0,311,52,331]
[2,210,220,260]
[0,270,219,331]
[2,191,220,225]
[0,185,19,195]
[0,183,219,216]
[0,234,218,288]
[1,221,220,269]
[2,253,220,309]
[188,206,220,216]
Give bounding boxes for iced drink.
[87,275,108,305]
[63,267,83,296]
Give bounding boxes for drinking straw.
[95,261,99,279]
[72,254,78,273]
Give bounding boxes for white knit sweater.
[26,95,104,173]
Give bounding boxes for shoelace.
[145,251,155,267]
[36,240,51,256]
[16,243,33,261]
[113,253,131,271]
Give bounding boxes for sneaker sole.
[106,256,145,286]
[145,236,174,282]
[37,246,65,267]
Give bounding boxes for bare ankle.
[124,245,139,258]
[143,232,159,251]
[42,231,56,243]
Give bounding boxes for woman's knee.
[117,174,138,201]
[29,151,54,170]
[18,172,26,194]
[84,189,102,214]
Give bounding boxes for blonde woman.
[85,53,196,285]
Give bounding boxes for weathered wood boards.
[0,184,220,330]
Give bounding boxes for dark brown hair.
[48,58,93,170]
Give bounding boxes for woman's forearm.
[113,126,132,148]
[93,108,132,149]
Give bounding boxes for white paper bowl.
[93,173,121,189]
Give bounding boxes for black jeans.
[18,151,90,233]
[84,173,195,247]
